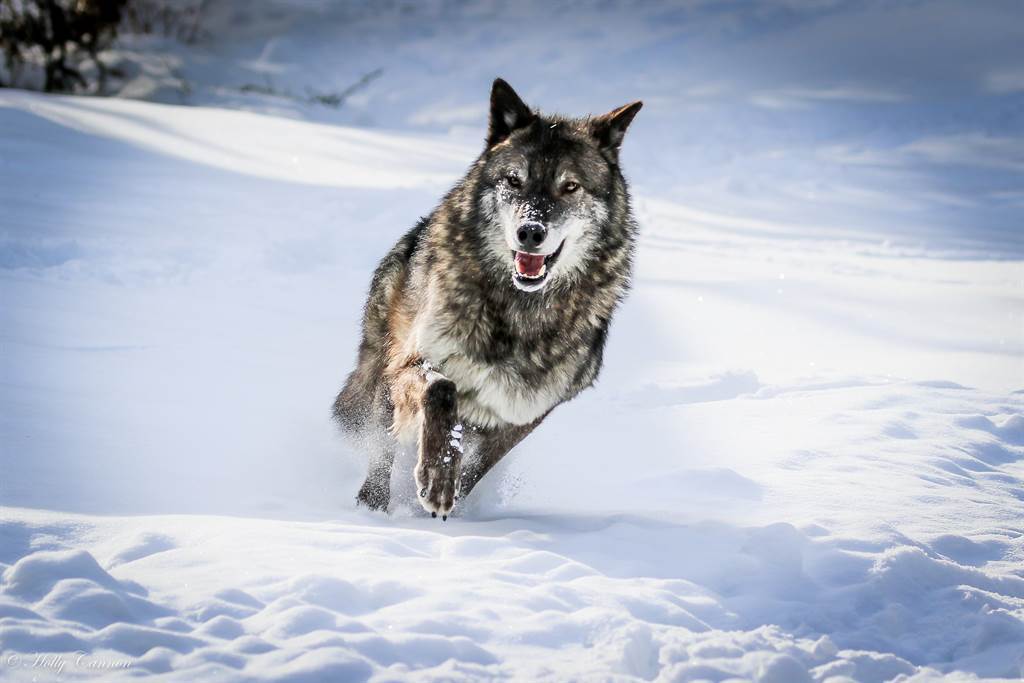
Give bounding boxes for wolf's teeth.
[520,264,546,280]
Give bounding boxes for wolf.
[333,79,642,519]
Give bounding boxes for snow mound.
[1,505,1023,681]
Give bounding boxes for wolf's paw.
[416,384,463,520]
[355,478,389,512]
[415,455,461,520]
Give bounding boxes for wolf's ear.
[488,78,534,148]
[590,101,643,154]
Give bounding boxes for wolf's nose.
[516,223,547,249]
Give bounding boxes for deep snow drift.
[2,1,1023,680]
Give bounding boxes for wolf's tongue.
[514,252,545,277]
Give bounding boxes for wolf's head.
[472,79,642,293]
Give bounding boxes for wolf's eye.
[506,175,522,189]
[562,181,580,194]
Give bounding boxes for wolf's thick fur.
[334,79,641,518]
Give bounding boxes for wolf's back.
[333,219,427,433]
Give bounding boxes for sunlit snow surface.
[2,1,1024,681]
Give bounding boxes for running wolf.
[334,79,642,519]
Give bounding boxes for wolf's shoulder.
[386,217,428,267]
[367,217,427,286]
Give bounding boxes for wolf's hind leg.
[388,361,462,519]
[356,446,395,511]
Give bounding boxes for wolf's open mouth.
[512,241,564,290]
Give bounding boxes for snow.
[2,2,1023,681]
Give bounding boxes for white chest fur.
[414,314,567,429]
[443,353,565,428]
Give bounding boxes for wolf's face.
[474,81,641,293]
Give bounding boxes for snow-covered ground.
[2,2,1023,681]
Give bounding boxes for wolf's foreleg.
[459,415,547,499]
[388,361,462,519]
